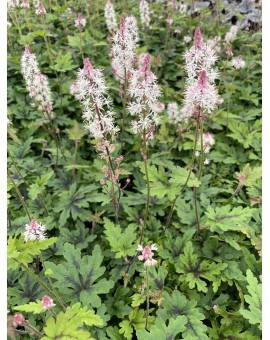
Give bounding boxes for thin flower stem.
[79,30,84,60]
[39,254,66,310]
[163,112,201,234]
[72,140,79,181]
[140,129,150,242]
[145,266,150,330]
[7,169,31,222]
[18,261,66,311]
[120,67,128,152]
[24,321,43,337]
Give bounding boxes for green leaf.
[66,121,86,141]
[136,315,187,339]
[28,171,54,200]
[119,309,155,339]
[13,300,44,314]
[41,303,103,340]
[44,244,114,308]
[103,218,137,258]
[235,164,262,187]
[157,290,208,339]
[131,294,146,308]
[175,241,227,293]
[54,183,108,226]
[239,269,262,330]
[8,237,57,270]
[205,205,254,232]
[53,52,76,72]
[169,165,201,188]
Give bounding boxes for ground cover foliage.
[7,0,262,339]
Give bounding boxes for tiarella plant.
[7,1,262,339]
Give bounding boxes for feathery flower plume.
[110,16,138,85]
[7,0,19,9]
[104,0,117,34]
[140,0,150,28]
[181,28,221,119]
[225,25,238,45]
[42,296,56,310]
[70,58,119,141]
[127,53,163,140]
[232,55,246,69]
[21,46,53,118]
[137,244,158,267]
[24,218,46,242]
[75,13,86,28]
[167,102,187,124]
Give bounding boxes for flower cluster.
[225,25,238,45]
[21,0,30,8]
[70,58,119,140]
[179,2,187,14]
[137,244,158,267]
[196,131,215,154]
[24,218,46,242]
[127,53,163,139]
[140,0,150,28]
[167,102,186,124]
[184,35,191,44]
[110,16,138,85]
[75,13,86,28]
[35,2,46,15]
[181,27,221,118]
[13,314,26,328]
[232,55,246,69]
[42,295,55,310]
[104,0,117,34]
[21,46,53,118]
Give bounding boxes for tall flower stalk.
[110,16,139,149]
[127,53,163,240]
[164,27,221,233]
[71,58,121,223]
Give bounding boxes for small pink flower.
[13,314,25,328]
[42,295,56,310]
[232,55,246,69]
[100,179,105,185]
[226,48,233,57]
[166,16,173,26]
[75,13,86,28]
[35,2,46,15]
[137,244,158,266]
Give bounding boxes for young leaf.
[239,269,262,330]
[41,303,103,340]
[204,205,254,232]
[8,236,57,270]
[103,218,137,258]
[13,300,44,314]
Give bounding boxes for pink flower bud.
[105,172,109,178]
[56,128,60,134]
[193,27,203,49]
[100,179,105,185]
[13,314,25,328]
[42,295,55,310]
[126,178,131,183]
